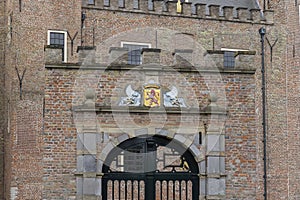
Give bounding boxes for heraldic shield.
[143,84,161,107]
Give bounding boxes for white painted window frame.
[47,30,68,62]
[121,41,151,48]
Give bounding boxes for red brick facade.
[0,0,299,200]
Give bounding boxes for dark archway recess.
[102,135,199,200]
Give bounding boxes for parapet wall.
[82,0,274,24]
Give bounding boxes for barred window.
[122,43,150,65]
[224,51,235,68]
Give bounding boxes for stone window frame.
[47,30,67,62]
[121,41,151,65]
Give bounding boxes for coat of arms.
[143,84,161,107]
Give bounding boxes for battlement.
[82,0,273,24]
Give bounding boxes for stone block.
[135,128,148,136]
[84,155,97,172]
[77,46,96,64]
[207,177,225,196]
[109,47,128,65]
[220,157,225,174]
[77,155,84,172]
[83,178,97,195]
[207,134,220,152]
[95,178,102,196]
[84,133,97,153]
[44,45,63,64]
[141,48,161,64]
[77,133,84,151]
[207,156,220,174]
[200,177,206,195]
[76,177,83,195]
[199,160,206,174]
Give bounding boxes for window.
[223,51,235,68]
[88,0,95,4]
[47,30,67,62]
[121,42,150,65]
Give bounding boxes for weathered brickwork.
[1,0,300,200]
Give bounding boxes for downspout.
[259,27,267,200]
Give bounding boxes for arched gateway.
[102,135,199,200]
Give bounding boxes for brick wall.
[0,0,6,198]
[44,42,258,199]
[3,0,81,199]
[2,0,300,199]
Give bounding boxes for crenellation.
[194,3,206,18]
[167,1,177,14]
[181,2,192,15]
[208,5,220,19]
[223,6,234,20]
[250,9,262,22]
[153,0,164,13]
[82,0,273,24]
[236,7,250,21]
[263,10,274,24]
[139,0,148,11]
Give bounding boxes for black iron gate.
[102,136,199,200]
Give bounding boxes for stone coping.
[72,105,227,115]
[207,50,256,55]
[45,64,256,74]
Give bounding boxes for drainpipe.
[259,27,267,200]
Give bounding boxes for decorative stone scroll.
[118,85,141,106]
[163,86,186,107]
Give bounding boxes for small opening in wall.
[199,132,202,145]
